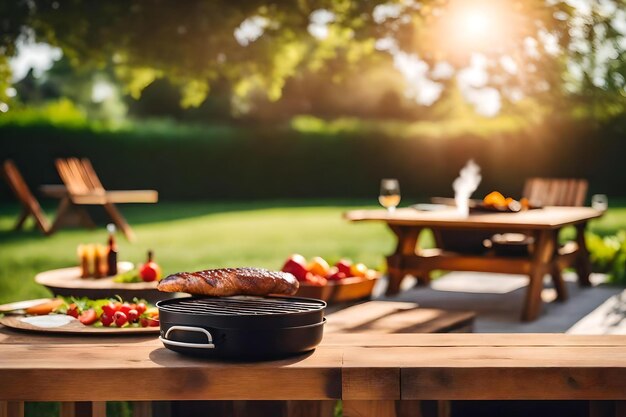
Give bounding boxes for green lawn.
[0,200,395,304]
[1,200,626,305]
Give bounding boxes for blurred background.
[0,0,624,200]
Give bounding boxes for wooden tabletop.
[34,264,169,303]
[344,206,603,230]
[1,328,624,402]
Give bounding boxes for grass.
[2,199,626,305]
[0,200,397,304]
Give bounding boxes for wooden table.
[0,329,624,417]
[345,206,604,321]
[34,263,169,304]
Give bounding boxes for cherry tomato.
[78,309,98,325]
[102,302,118,316]
[127,309,139,323]
[140,317,159,327]
[119,303,132,316]
[100,313,114,327]
[113,311,128,327]
[66,303,79,318]
[135,302,147,315]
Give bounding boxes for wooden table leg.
[60,401,106,417]
[104,202,136,242]
[343,400,397,417]
[286,400,336,417]
[385,225,422,296]
[133,401,152,417]
[522,229,556,321]
[0,401,24,417]
[13,208,29,231]
[589,400,626,417]
[575,222,592,287]
[550,230,568,302]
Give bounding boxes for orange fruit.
[308,256,330,277]
[350,263,368,278]
[484,191,506,207]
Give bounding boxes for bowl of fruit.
[281,255,379,303]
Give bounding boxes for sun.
[461,8,494,40]
[426,0,514,60]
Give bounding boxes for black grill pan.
[157,295,326,359]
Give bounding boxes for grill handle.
[160,325,215,349]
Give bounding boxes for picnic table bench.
[1,329,624,417]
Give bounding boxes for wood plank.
[0,334,624,403]
[0,367,341,402]
[3,329,624,347]
[342,345,626,367]
[104,190,159,203]
[402,367,626,400]
[343,368,400,400]
[402,252,532,275]
[325,302,474,334]
[0,343,343,401]
[41,186,158,204]
[321,333,626,347]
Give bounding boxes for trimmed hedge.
[1,118,624,201]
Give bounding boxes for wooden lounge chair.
[44,158,158,241]
[2,160,51,234]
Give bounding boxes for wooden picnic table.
[345,206,604,321]
[0,329,624,417]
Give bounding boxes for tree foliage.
[1,0,624,116]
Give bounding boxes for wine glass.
[591,194,608,211]
[379,179,401,213]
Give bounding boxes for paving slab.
[371,272,626,333]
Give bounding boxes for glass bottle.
[106,223,118,276]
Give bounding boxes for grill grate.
[158,296,325,316]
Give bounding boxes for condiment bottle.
[94,245,107,278]
[106,223,118,276]
[77,244,90,278]
[84,244,95,278]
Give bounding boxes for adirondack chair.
[2,160,51,234]
[45,158,158,241]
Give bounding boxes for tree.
[1,0,624,117]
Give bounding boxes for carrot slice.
[25,299,65,315]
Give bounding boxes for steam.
[453,160,482,217]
